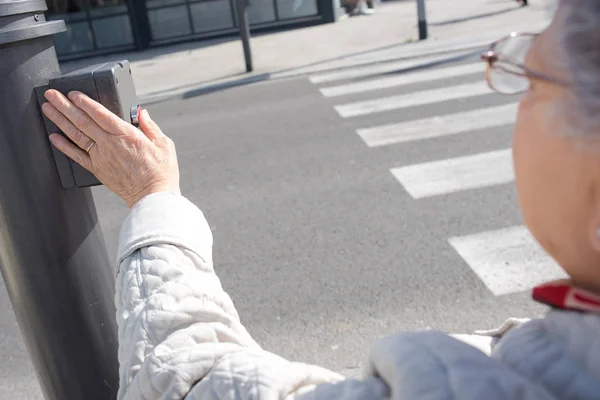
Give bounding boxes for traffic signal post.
[235,0,253,72]
[0,1,119,399]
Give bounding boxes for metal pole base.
[418,20,428,40]
[235,0,253,73]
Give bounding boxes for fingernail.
[44,89,54,100]
[142,109,152,122]
[41,102,51,114]
[67,91,79,101]
[49,133,59,143]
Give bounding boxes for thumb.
[138,109,164,141]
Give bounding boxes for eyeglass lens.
[489,34,537,94]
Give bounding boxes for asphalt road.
[0,54,551,397]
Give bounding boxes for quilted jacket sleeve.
[114,192,343,400]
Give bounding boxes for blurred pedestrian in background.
[343,0,376,15]
[355,0,375,15]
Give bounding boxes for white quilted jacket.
[116,192,600,400]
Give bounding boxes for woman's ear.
[589,170,600,253]
[589,209,600,253]
[591,226,600,253]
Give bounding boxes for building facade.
[45,0,341,60]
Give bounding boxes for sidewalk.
[61,0,554,104]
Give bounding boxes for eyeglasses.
[481,32,566,95]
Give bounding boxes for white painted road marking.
[449,225,568,296]
[320,63,484,97]
[357,102,519,147]
[344,40,488,65]
[390,149,514,199]
[335,82,491,118]
[309,52,477,85]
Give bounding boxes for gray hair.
[559,0,600,132]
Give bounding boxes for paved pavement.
[0,1,560,398]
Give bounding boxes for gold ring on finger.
[84,139,96,153]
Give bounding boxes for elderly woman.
[41,0,600,398]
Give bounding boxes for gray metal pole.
[235,0,253,72]
[416,0,427,40]
[0,1,118,399]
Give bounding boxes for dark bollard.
[417,0,428,40]
[0,1,118,399]
[235,0,253,72]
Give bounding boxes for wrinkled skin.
[42,90,180,208]
[513,3,600,292]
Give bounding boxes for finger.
[49,133,92,171]
[44,90,105,142]
[68,91,141,139]
[138,109,165,141]
[42,102,96,152]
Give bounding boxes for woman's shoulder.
[357,315,600,400]
[496,309,600,357]
[492,310,600,398]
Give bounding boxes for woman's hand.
[42,90,180,208]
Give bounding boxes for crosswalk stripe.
[343,40,489,65]
[357,102,519,147]
[309,51,478,85]
[448,225,568,296]
[320,62,484,97]
[335,81,491,118]
[390,149,514,199]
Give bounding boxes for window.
[145,0,236,41]
[276,0,318,19]
[45,0,134,56]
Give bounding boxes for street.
[97,48,561,373]
[0,2,561,397]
